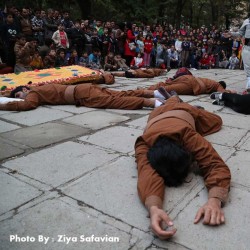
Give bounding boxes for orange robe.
[148,75,226,94]
[135,96,231,208]
[0,84,150,111]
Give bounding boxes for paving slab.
[2,142,119,187]
[226,150,250,187]
[217,112,250,129]
[46,105,96,114]
[0,198,131,250]
[126,116,148,130]
[0,137,25,161]
[237,131,250,150]
[1,122,88,148]
[0,120,20,133]
[63,110,129,130]
[1,107,73,126]
[154,186,250,250]
[0,171,42,215]
[62,156,149,231]
[205,126,247,147]
[79,126,142,153]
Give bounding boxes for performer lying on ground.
[0,84,169,111]
[147,74,231,95]
[210,91,250,114]
[135,90,231,239]
[112,68,166,78]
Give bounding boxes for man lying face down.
[135,90,231,240]
[0,83,173,111]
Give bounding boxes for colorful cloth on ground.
[0,66,101,96]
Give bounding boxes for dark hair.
[219,81,226,89]
[10,86,30,98]
[147,137,191,187]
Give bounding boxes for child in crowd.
[79,51,90,67]
[143,35,153,67]
[104,51,118,71]
[114,54,129,70]
[52,24,69,50]
[43,49,56,68]
[68,49,79,65]
[198,53,210,69]
[88,47,102,69]
[55,49,67,67]
[30,50,44,69]
[130,52,144,69]
[228,52,239,70]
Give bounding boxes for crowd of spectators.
[0,4,244,75]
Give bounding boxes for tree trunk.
[75,0,92,19]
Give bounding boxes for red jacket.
[124,29,136,56]
[144,39,153,54]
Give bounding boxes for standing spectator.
[95,20,104,36]
[143,35,153,67]
[60,11,74,37]
[175,35,182,67]
[90,28,101,53]
[43,8,58,39]
[156,41,170,70]
[18,8,32,39]
[52,23,69,50]
[71,20,86,57]
[181,36,190,67]
[115,22,126,57]
[100,27,111,62]
[1,13,20,67]
[135,34,144,53]
[168,45,179,68]
[124,22,136,66]
[31,9,45,46]
[228,52,239,69]
[14,34,36,73]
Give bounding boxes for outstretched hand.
[149,206,177,239]
[194,198,225,226]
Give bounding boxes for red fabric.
[144,39,153,54]
[124,29,136,56]
[172,67,192,79]
[0,66,13,74]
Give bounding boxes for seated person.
[30,50,44,69]
[114,54,129,71]
[104,52,118,71]
[79,51,90,67]
[228,52,239,70]
[198,53,210,69]
[130,52,144,69]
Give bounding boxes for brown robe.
[135,96,231,209]
[0,84,151,111]
[113,68,165,78]
[147,75,226,95]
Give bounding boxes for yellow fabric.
[0,66,101,96]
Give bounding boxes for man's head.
[219,81,227,89]
[10,86,31,99]
[147,136,191,187]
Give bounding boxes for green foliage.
[3,0,249,28]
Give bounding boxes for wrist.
[208,197,222,206]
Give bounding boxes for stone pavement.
[0,68,249,250]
